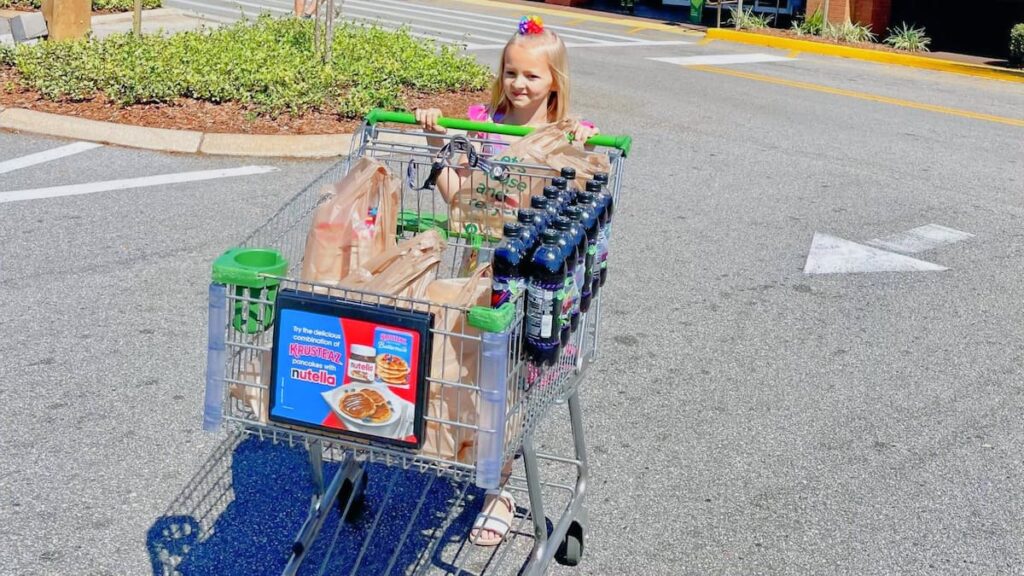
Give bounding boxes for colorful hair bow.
[518,15,544,35]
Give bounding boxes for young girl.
[416,16,599,548]
[415,16,598,204]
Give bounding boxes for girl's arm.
[416,108,476,203]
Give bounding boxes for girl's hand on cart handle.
[570,119,599,146]
[415,108,447,134]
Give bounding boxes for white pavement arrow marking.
[0,165,278,203]
[803,233,948,274]
[866,224,974,254]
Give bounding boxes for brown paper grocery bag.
[420,265,492,462]
[300,157,399,285]
[337,229,445,302]
[229,349,271,424]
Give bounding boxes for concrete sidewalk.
[1,7,219,45]
[90,7,224,38]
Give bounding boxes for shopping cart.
[202,110,631,575]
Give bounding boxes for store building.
[550,0,1024,59]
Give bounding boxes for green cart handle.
[365,109,632,157]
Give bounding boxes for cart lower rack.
[201,111,630,575]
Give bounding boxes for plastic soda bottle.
[525,229,566,366]
[529,196,552,231]
[590,177,614,287]
[516,209,539,257]
[563,207,587,331]
[584,181,609,293]
[574,191,600,313]
[551,217,578,346]
[559,167,578,204]
[542,186,564,218]
[491,222,526,308]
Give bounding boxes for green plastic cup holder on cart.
[212,248,289,334]
[468,302,516,333]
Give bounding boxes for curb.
[0,107,351,158]
[705,28,1024,84]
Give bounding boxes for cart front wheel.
[338,463,367,523]
[555,520,584,566]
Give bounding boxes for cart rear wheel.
[555,520,584,566]
[338,464,367,523]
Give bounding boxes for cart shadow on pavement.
[146,433,499,575]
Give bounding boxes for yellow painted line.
[697,37,715,46]
[705,28,1024,84]
[689,65,1024,128]
[786,49,800,58]
[627,26,646,35]
[446,0,705,36]
[566,18,586,26]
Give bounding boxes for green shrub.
[884,22,931,52]
[1010,23,1024,68]
[0,44,14,66]
[823,21,876,43]
[728,7,773,30]
[791,9,825,36]
[8,16,491,118]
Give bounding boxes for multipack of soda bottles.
[490,168,615,366]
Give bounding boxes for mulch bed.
[0,67,489,134]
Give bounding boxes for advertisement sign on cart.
[268,289,433,449]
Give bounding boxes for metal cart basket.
[202,110,631,575]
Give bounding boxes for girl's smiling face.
[502,43,554,113]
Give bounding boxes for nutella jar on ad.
[347,345,377,383]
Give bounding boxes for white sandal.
[468,489,515,547]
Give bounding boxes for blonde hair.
[490,28,570,123]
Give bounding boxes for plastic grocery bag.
[450,118,612,238]
[419,265,492,462]
[300,157,400,285]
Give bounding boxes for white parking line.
[353,0,644,43]
[0,165,278,203]
[344,0,615,44]
[650,53,794,66]
[0,142,103,176]
[345,14,505,44]
[170,0,248,18]
[167,0,692,48]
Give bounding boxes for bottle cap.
[577,191,596,205]
[585,180,602,193]
[541,229,561,245]
[517,209,535,224]
[552,216,571,231]
[565,206,583,221]
[552,176,568,190]
[543,186,561,201]
[530,196,548,210]
[503,222,522,238]
[594,172,609,184]
[560,167,576,180]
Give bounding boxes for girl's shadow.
[147,434,488,575]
